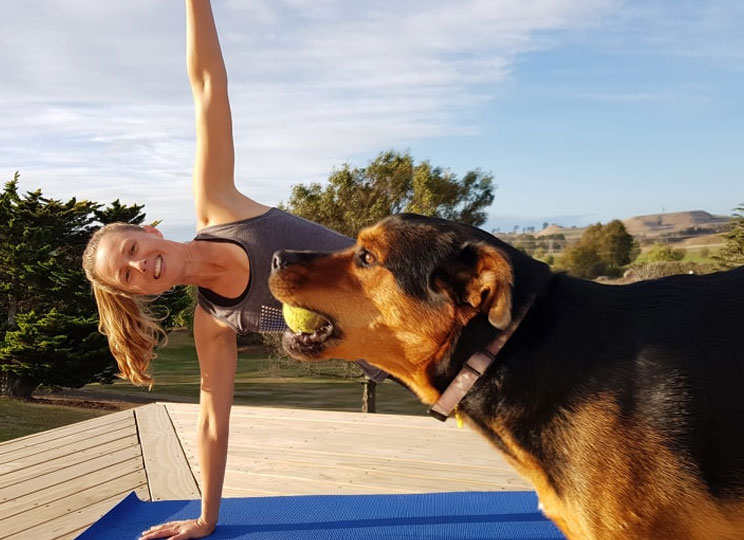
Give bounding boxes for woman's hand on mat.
[138,517,215,540]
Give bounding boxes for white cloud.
[2,0,619,239]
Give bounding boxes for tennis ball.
[282,304,326,333]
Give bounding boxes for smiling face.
[93,226,182,295]
[268,214,515,402]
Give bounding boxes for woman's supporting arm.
[193,305,237,528]
[138,307,236,540]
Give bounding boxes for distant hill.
[621,210,731,237]
[535,224,564,237]
[532,210,731,241]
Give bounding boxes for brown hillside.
[622,210,730,237]
[529,210,731,241]
[535,224,564,237]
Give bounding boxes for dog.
[268,213,744,540]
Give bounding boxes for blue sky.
[1,0,741,240]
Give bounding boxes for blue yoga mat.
[77,490,565,539]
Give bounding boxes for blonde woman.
[82,1,384,538]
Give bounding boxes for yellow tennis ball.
[282,304,325,334]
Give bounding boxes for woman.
[82,1,384,538]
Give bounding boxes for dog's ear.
[433,242,514,329]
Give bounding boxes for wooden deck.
[0,403,530,540]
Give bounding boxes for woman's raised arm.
[186,0,266,229]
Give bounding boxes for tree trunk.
[4,372,38,401]
[7,293,17,327]
[361,378,376,413]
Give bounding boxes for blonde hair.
[82,222,168,386]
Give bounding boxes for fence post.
[361,378,376,413]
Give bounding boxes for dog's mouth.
[281,307,338,359]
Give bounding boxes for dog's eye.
[359,249,377,266]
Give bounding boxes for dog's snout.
[271,250,322,272]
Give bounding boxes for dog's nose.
[271,251,285,271]
[272,250,327,272]
[272,250,303,271]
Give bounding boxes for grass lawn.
[0,398,110,442]
[636,243,720,266]
[74,330,427,416]
[680,248,718,264]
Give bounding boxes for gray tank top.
[194,208,353,334]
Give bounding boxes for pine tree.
[94,198,146,226]
[0,174,145,399]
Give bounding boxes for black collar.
[428,292,538,422]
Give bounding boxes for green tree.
[282,150,495,237]
[557,243,605,279]
[0,310,113,394]
[0,174,102,398]
[94,198,146,226]
[715,204,744,269]
[0,174,152,399]
[557,220,636,279]
[599,220,637,267]
[637,243,686,263]
[158,285,196,332]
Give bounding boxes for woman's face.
[94,226,182,295]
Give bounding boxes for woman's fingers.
[137,519,212,540]
[139,520,183,540]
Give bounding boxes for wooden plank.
[223,446,530,489]
[0,416,133,465]
[217,472,410,496]
[225,441,513,471]
[0,470,147,538]
[0,409,132,458]
[174,418,508,467]
[224,419,474,442]
[216,466,526,496]
[168,403,496,443]
[0,424,135,476]
[0,434,140,492]
[211,453,526,495]
[53,524,90,540]
[0,444,143,504]
[0,454,145,522]
[135,403,200,500]
[168,404,438,428]
[7,485,149,540]
[224,428,504,467]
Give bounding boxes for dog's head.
[269,213,549,402]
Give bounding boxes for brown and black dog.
[268,213,744,540]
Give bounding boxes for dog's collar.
[428,293,537,422]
